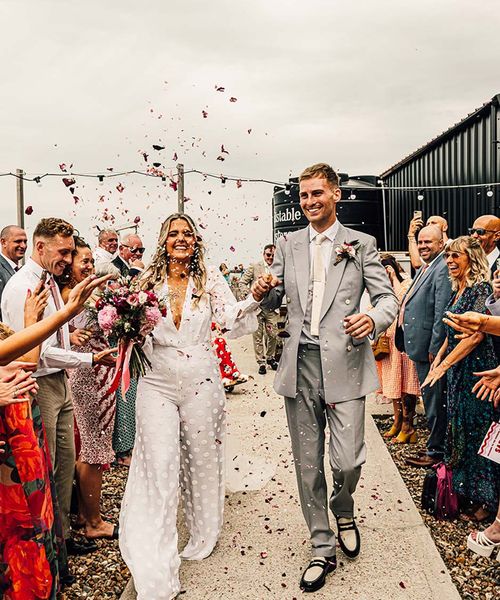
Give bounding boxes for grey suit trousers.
[36,371,75,539]
[285,345,366,557]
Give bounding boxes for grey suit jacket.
[0,255,15,321]
[400,254,452,362]
[261,224,398,404]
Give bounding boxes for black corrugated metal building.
[381,93,500,250]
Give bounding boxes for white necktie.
[310,234,326,337]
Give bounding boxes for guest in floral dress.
[424,236,500,520]
[375,255,421,443]
[59,239,118,540]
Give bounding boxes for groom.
[252,163,397,593]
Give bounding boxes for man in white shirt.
[469,215,500,279]
[94,228,119,266]
[0,225,27,319]
[1,218,115,558]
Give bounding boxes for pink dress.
[376,278,421,401]
[68,312,116,464]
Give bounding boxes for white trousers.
[119,344,226,600]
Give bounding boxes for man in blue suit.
[0,225,27,320]
[397,225,452,467]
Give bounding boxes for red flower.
[4,539,52,599]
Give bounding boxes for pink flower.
[98,305,119,332]
[127,293,140,307]
[140,306,162,336]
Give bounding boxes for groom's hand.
[251,274,280,302]
[344,313,375,339]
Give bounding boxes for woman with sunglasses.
[119,214,260,600]
[424,236,499,522]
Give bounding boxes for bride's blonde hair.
[139,213,207,306]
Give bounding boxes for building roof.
[380,93,500,179]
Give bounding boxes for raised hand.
[442,311,487,338]
[24,280,50,325]
[251,274,280,302]
[66,274,112,315]
[472,366,500,408]
[0,369,37,406]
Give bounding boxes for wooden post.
[16,169,25,229]
[177,163,184,213]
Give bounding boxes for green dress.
[444,282,500,513]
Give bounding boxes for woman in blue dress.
[424,236,499,521]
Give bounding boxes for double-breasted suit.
[262,222,397,557]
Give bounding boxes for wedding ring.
[13,386,19,396]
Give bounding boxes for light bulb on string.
[349,191,357,200]
[98,175,104,186]
[417,191,424,201]
[284,183,291,196]
[221,176,227,187]
[486,186,494,197]
[34,176,42,187]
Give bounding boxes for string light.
[417,191,424,201]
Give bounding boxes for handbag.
[421,463,459,520]
[372,334,390,360]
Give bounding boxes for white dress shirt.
[93,246,115,266]
[1,257,93,377]
[487,246,499,270]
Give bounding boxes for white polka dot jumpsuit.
[119,267,259,600]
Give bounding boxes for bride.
[119,213,261,599]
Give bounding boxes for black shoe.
[336,517,361,559]
[267,359,279,371]
[258,365,267,375]
[66,537,98,556]
[299,556,336,592]
[60,569,76,587]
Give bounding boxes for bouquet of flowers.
[88,278,167,395]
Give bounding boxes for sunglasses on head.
[468,228,495,236]
[444,251,464,260]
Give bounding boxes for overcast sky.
[1,0,498,265]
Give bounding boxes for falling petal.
[116,183,125,193]
[229,97,237,102]
[25,205,33,215]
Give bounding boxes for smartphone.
[413,210,423,220]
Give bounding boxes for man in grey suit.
[0,225,27,319]
[239,244,279,373]
[397,225,452,468]
[252,163,397,593]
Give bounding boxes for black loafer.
[60,569,76,587]
[336,517,361,559]
[258,365,267,375]
[267,359,279,371]
[66,537,98,556]
[300,556,336,593]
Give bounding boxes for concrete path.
[121,337,461,600]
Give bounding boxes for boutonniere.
[333,240,361,267]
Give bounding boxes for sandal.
[467,517,500,560]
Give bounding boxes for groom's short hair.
[299,163,340,189]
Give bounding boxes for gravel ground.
[63,466,129,599]
[374,415,499,600]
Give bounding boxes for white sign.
[478,421,500,465]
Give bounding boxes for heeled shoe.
[393,430,417,444]
[467,517,500,560]
[383,423,401,438]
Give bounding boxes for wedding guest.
[112,232,144,277]
[469,215,500,278]
[376,254,420,443]
[219,262,230,283]
[0,272,112,595]
[0,225,28,319]
[1,218,115,556]
[253,163,398,592]
[398,225,452,468]
[240,244,279,374]
[111,232,144,465]
[94,228,119,267]
[424,236,499,521]
[60,238,119,540]
[119,213,259,600]
[408,214,450,270]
